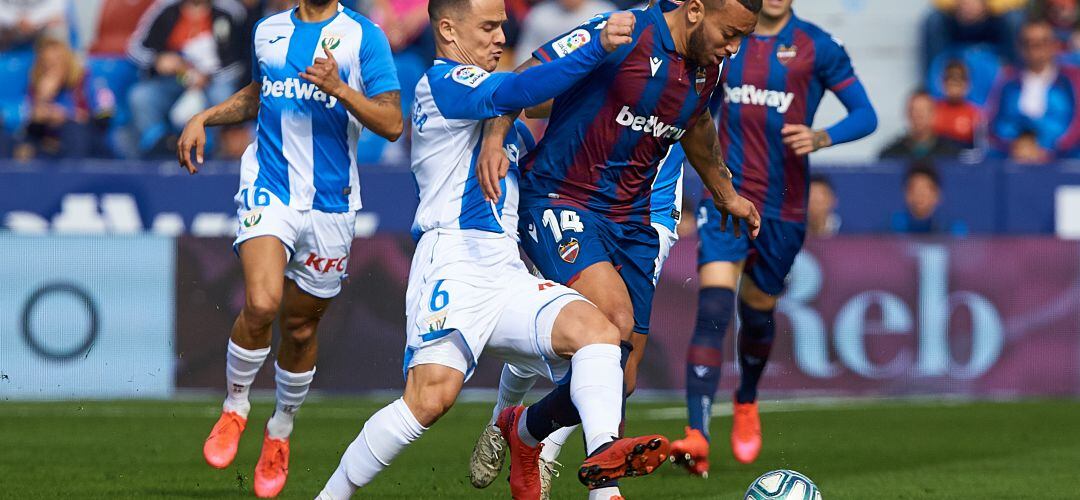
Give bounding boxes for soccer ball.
[745,469,822,500]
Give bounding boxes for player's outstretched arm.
[681,108,760,239]
[488,12,633,114]
[300,47,404,141]
[475,12,634,201]
[177,81,260,174]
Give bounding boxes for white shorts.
[652,222,679,284]
[404,229,587,383]
[233,186,356,299]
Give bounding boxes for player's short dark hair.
[732,0,762,13]
[904,161,941,189]
[429,0,471,23]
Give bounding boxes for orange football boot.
[731,398,762,464]
[203,411,247,469]
[577,435,669,489]
[669,426,710,477]
[497,406,542,500]
[254,431,290,498]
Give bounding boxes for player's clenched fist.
[600,12,635,52]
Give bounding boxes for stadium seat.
[86,57,139,126]
[926,46,1003,107]
[0,50,34,134]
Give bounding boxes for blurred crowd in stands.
[882,0,1080,165]
[0,0,1077,237]
[0,0,643,162]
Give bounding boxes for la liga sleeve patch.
[449,65,491,88]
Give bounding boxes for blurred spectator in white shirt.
[0,0,68,51]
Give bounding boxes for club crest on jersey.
[553,29,591,57]
[241,208,263,229]
[450,65,491,88]
[776,44,798,65]
[320,34,342,50]
[558,238,581,263]
[423,310,447,333]
[694,67,708,94]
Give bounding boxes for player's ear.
[686,0,705,24]
[437,17,456,44]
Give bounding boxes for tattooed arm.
[177,82,261,173]
[681,108,760,238]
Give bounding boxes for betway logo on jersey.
[723,83,795,114]
[261,76,338,109]
[615,106,686,140]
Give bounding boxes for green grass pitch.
[1,397,1077,499]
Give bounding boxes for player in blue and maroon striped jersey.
[668,0,878,477]
[515,0,761,394]
[473,2,761,496]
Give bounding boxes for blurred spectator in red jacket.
[933,60,982,147]
[17,36,115,159]
[80,0,158,57]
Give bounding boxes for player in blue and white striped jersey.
[176,1,401,497]
[316,2,671,499]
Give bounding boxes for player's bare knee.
[281,321,317,346]
[608,308,636,340]
[740,280,778,311]
[243,291,280,327]
[405,384,457,427]
[573,309,621,352]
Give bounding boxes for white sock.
[223,339,270,418]
[490,364,538,425]
[266,362,315,439]
[570,343,622,455]
[540,424,577,462]
[318,398,427,498]
[588,486,622,499]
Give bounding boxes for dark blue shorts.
[518,204,660,334]
[697,200,806,296]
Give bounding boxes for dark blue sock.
[735,301,776,404]
[618,340,633,437]
[525,376,580,443]
[686,287,734,441]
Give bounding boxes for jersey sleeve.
[428,65,515,121]
[514,120,536,152]
[815,34,858,92]
[532,13,612,63]
[251,22,261,82]
[358,19,401,97]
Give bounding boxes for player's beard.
[303,0,336,7]
[686,24,711,67]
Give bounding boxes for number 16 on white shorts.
[233,185,356,299]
